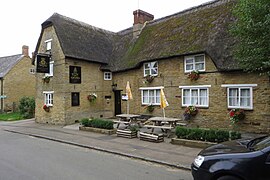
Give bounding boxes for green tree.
[18,96,35,119]
[231,0,270,75]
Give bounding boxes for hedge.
[80,118,114,130]
[175,126,241,143]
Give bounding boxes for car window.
[253,136,270,150]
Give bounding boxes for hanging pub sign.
[36,54,50,73]
[69,66,81,84]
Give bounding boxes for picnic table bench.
[144,117,181,137]
[114,114,141,128]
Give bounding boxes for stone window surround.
[179,85,211,108]
[221,84,257,110]
[139,86,164,105]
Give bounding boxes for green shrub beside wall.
[175,126,241,143]
[18,96,35,119]
[80,118,114,130]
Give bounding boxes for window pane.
[186,64,193,71]
[144,63,150,69]
[156,90,160,104]
[51,94,53,104]
[195,63,204,70]
[199,89,207,105]
[151,68,158,75]
[152,62,157,68]
[240,89,250,107]
[44,93,54,105]
[143,90,148,104]
[191,89,198,105]
[195,55,204,70]
[229,88,239,106]
[183,89,190,105]
[149,90,155,104]
[46,41,51,51]
[186,59,193,64]
[195,55,204,63]
[145,69,150,76]
[45,94,48,104]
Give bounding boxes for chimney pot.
[133,9,154,38]
[22,45,29,57]
[133,9,154,25]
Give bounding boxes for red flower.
[229,111,235,117]
[43,104,48,109]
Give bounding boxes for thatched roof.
[0,54,23,78]
[36,0,239,72]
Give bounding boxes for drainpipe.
[0,78,3,113]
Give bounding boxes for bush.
[175,126,241,143]
[80,118,114,130]
[80,118,90,126]
[18,96,35,119]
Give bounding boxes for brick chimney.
[22,45,29,57]
[133,9,154,38]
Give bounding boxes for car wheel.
[217,175,241,180]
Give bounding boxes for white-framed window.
[45,61,54,77]
[45,39,52,51]
[29,68,35,74]
[43,91,54,106]
[179,85,211,107]
[139,86,163,105]
[184,54,205,73]
[144,61,158,77]
[221,84,257,109]
[104,72,112,80]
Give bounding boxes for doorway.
[114,90,122,115]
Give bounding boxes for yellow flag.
[160,88,169,109]
[126,81,133,100]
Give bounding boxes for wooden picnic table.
[144,117,182,137]
[115,114,141,128]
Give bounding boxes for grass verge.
[0,112,24,121]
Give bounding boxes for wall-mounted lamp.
[112,83,117,91]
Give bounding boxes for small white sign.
[121,94,128,101]
[0,95,7,99]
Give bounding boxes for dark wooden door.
[114,90,122,115]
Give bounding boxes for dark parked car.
[191,135,270,180]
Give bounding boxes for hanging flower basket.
[144,75,155,84]
[43,76,50,83]
[188,70,200,81]
[229,109,245,124]
[43,104,50,112]
[183,105,198,120]
[87,93,97,102]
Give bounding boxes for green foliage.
[80,118,90,126]
[80,118,114,130]
[18,96,35,119]
[175,126,241,143]
[0,112,23,121]
[230,131,242,140]
[129,124,140,132]
[231,0,270,75]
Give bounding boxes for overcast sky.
[0,0,211,57]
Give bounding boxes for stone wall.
[35,26,114,125]
[3,56,35,111]
[113,55,270,133]
[35,25,270,133]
